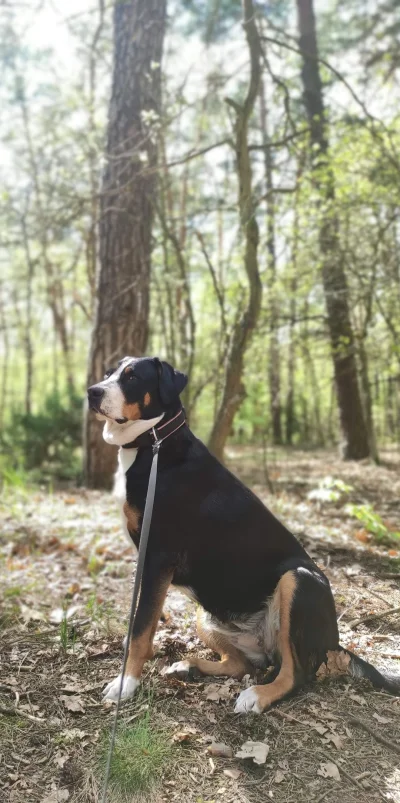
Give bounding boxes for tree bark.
[259,77,282,445]
[296,0,370,459]
[208,0,262,462]
[84,0,166,489]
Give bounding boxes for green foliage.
[346,503,400,543]
[309,476,353,503]
[0,392,82,484]
[100,700,174,799]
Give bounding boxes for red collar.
[121,407,186,450]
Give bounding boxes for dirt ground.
[1,446,400,803]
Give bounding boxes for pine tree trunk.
[84,0,166,489]
[296,0,369,459]
[259,78,282,445]
[208,0,262,462]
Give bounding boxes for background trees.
[1,0,400,485]
[84,0,166,489]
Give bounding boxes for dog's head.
[87,356,187,425]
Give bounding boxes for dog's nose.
[87,385,104,407]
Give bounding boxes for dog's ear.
[153,358,188,405]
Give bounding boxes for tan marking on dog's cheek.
[143,392,151,407]
[122,402,141,421]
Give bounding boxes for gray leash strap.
[101,437,161,803]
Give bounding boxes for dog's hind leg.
[163,607,252,680]
[235,564,339,713]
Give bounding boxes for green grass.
[100,701,175,799]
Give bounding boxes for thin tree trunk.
[84,0,166,489]
[358,338,379,463]
[259,77,282,445]
[296,0,369,459]
[0,287,10,429]
[208,0,262,461]
[21,215,35,416]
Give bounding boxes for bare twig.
[349,715,400,756]
[350,605,400,628]
[0,705,44,723]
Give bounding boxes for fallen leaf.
[172,726,197,743]
[41,790,70,803]
[317,762,341,781]
[235,741,269,765]
[316,650,351,680]
[373,713,391,724]
[54,753,69,768]
[60,695,85,713]
[224,768,241,780]
[348,693,367,706]
[307,719,328,735]
[274,770,286,783]
[207,742,233,758]
[59,729,86,742]
[50,606,80,624]
[20,603,46,622]
[324,732,344,749]
[354,529,370,544]
[205,683,232,703]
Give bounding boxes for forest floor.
[1,446,400,803]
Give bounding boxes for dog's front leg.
[103,560,172,702]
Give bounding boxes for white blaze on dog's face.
[87,356,188,447]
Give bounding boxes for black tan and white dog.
[87,357,400,713]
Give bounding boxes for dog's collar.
[121,407,186,450]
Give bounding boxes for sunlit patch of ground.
[1,447,400,802]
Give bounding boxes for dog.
[87,356,400,713]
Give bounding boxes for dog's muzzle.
[87,384,104,413]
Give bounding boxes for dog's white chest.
[114,448,138,547]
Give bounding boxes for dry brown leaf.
[54,753,69,768]
[207,742,233,758]
[373,713,391,724]
[41,790,70,803]
[59,729,86,742]
[317,762,341,781]
[205,683,231,703]
[172,726,197,743]
[348,693,367,706]
[60,695,85,713]
[274,769,286,783]
[307,719,328,735]
[324,732,344,749]
[235,741,269,765]
[316,650,351,680]
[224,768,241,780]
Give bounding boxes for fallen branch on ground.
[349,715,400,756]
[350,604,400,627]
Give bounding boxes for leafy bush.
[0,392,83,485]
[346,503,400,543]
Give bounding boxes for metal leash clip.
[151,426,161,454]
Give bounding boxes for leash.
[101,412,186,802]
[101,433,160,803]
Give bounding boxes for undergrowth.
[100,696,175,800]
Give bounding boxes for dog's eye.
[126,372,136,381]
[103,369,113,379]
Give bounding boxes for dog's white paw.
[102,674,139,702]
[162,660,191,678]
[234,687,262,714]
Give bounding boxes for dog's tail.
[340,645,400,695]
